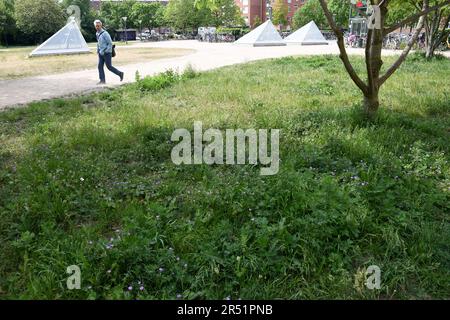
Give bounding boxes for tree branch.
[379,2,428,86]
[434,14,450,49]
[384,0,450,35]
[365,29,375,94]
[319,0,369,95]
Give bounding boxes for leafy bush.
[136,67,199,92]
[136,70,179,92]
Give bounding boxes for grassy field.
[0,54,449,299]
[0,44,194,80]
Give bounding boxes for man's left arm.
[98,33,107,56]
[105,32,113,53]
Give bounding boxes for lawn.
[0,44,194,80]
[0,54,449,299]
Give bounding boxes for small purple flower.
[177,294,183,299]
[183,263,188,268]
[128,286,133,291]
[139,286,145,291]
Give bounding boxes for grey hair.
[94,20,102,26]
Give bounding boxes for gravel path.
[1,40,446,111]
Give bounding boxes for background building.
[234,0,266,27]
[235,0,308,28]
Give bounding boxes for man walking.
[94,20,124,85]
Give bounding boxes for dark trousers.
[98,53,122,82]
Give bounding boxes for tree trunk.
[424,13,434,58]
[425,44,435,58]
[363,91,380,118]
[364,4,386,119]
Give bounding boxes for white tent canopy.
[234,20,286,47]
[284,21,328,45]
[30,18,91,57]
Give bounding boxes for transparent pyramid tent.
[30,18,91,57]
[234,20,286,47]
[284,21,328,45]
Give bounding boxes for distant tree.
[0,0,16,46]
[14,0,65,43]
[253,15,262,28]
[165,0,210,32]
[386,0,416,26]
[99,0,137,31]
[292,0,327,30]
[155,4,168,27]
[194,0,244,27]
[328,0,351,28]
[208,0,244,27]
[131,2,165,31]
[273,0,288,29]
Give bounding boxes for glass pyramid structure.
[30,18,91,57]
[234,20,286,47]
[284,21,328,45]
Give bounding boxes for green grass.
[0,54,449,299]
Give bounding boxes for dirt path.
[1,40,445,111]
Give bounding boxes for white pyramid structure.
[235,20,286,47]
[30,18,91,57]
[284,21,328,45]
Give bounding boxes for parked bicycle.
[382,33,413,50]
[345,33,366,48]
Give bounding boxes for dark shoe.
[119,72,124,82]
[97,81,106,85]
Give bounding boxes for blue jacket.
[96,29,113,56]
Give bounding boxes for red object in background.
[356,0,364,7]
